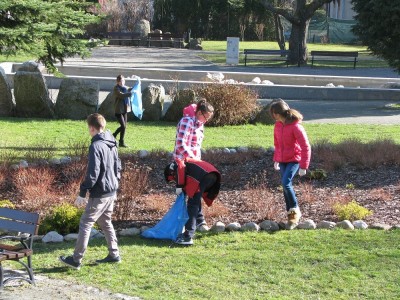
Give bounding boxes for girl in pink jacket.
[270,99,311,229]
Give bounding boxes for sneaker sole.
[96,260,122,264]
[59,257,81,270]
[175,241,194,246]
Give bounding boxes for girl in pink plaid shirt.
[173,99,214,161]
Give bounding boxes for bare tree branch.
[305,0,334,19]
[260,0,297,23]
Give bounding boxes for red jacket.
[175,158,221,207]
[273,121,311,169]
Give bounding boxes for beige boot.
[286,207,302,230]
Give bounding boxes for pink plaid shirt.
[173,116,204,160]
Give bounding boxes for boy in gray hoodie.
[60,113,121,270]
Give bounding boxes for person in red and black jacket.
[164,158,221,245]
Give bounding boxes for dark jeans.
[184,173,218,238]
[279,162,300,211]
[114,113,128,143]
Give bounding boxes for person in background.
[269,99,311,230]
[172,99,214,231]
[164,158,221,245]
[59,113,121,270]
[113,75,132,148]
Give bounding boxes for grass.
[200,41,388,68]
[1,118,400,160]
[13,230,399,299]
[0,53,35,63]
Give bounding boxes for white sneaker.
[197,224,210,232]
[286,207,302,230]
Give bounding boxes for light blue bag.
[130,78,144,120]
[142,193,189,241]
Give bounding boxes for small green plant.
[0,199,15,209]
[39,203,84,235]
[345,183,355,189]
[307,169,328,180]
[333,200,373,221]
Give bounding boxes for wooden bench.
[310,51,359,69]
[147,33,184,48]
[107,32,141,46]
[244,49,289,67]
[0,208,40,288]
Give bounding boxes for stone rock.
[10,164,19,171]
[251,77,261,84]
[19,61,44,73]
[32,235,44,242]
[154,29,162,34]
[97,92,117,121]
[225,222,241,231]
[391,225,400,230]
[261,80,274,85]
[229,149,237,153]
[163,89,196,122]
[188,38,202,50]
[222,148,231,154]
[336,220,354,230]
[89,228,101,238]
[252,104,275,125]
[381,82,400,89]
[297,219,316,230]
[337,85,344,88]
[55,78,99,120]
[49,158,61,165]
[138,150,149,158]
[133,19,150,37]
[14,63,55,118]
[370,223,391,230]
[241,222,259,232]
[60,156,72,164]
[19,160,29,168]
[316,220,336,229]
[237,146,249,153]
[42,231,64,243]
[210,221,226,233]
[119,227,141,236]
[142,84,165,121]
[259,220,280,232]
[206,72,224,82]
[64,233,79,241]
[140,226,150,233]
[194,44,203,51]
[353,220,368,230]
[0,66,14,117]
[278,222,287,230]
[326,83,335,87]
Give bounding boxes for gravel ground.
[0,271,139,300]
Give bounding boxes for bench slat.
[311,51,358,57]
[0,208,40,224]
[0,219,38,235]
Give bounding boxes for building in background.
[326,0,355,20]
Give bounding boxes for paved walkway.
[65,46,400,79]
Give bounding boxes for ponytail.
[269,98,303,123]
[196,98,214,114]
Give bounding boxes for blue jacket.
[79,131,121,198]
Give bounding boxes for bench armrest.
[0,235,29,242]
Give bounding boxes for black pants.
[114,113,127,143]
[185,173,218,238]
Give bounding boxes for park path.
[64,46,400,78]
[0,271,139,300]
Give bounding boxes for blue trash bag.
[142,193,189,241]
[130,78,144,120]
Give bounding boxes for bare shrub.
[115,162,149,221]
[56,160,88,200]
[195,83,259,126]
[65,140,89,160]
[0,150,17,167]
[369,188,392,201]
[313,140,346,170]
[298,182,317,204]
[143,193,171,216]
[203,201,230,220]
[12,167,59,213]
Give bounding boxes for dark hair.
[116,74,124,82]
[87,113,106,130]
[196,98,214,114]
[269,98,303,123]
[164,164,175,182]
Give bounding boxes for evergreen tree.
[0,0,101,72]
[352,0,400,72]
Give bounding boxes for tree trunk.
[274,14,286,51]
[288,19,309,65]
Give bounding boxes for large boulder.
[142,84,165,121]
[381,82,400,89]
[188,38,202,50]
[14,61,54,118]
[0,66,14,116]
[55,78,99,120]
[98,92,115,120]
[134,19,150,38]
[252,104,275,125]
[163,89,196,122]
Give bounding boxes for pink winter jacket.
[273,121,311,169]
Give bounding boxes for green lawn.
[1,118,400,160]
[0,53,35,63]
[22,230,400,299]
[202,41,369,53]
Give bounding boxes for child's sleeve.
[294,124,311,169]
[175,118,196,159]
[273,125,279,162]
[79,145,101,197]
[114,86,131,100]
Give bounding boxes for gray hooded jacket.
[79,131,121,198]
